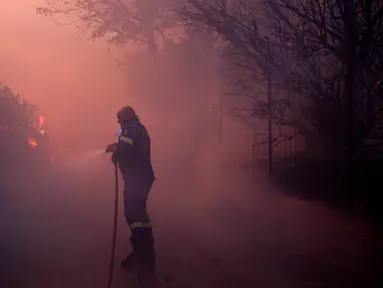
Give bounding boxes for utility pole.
[266,37,273,177]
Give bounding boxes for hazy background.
[1,1,383,288]
[0,0,129,158]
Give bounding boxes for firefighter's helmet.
[117,106,136,123]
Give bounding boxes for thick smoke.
[0,1,382,288]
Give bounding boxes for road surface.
[1,157,382,288]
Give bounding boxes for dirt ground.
[1,155,383,288]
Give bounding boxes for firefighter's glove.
[111,152,118,165]
[105,143,117,153]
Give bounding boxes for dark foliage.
[181,0,383,222]
[0,84,52,188]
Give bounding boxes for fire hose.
[107,163,119,288]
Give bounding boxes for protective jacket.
[112,117,155,181]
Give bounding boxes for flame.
[38,115,45,135]
[28,137,38,148]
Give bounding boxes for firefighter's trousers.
[122,175,155,257]
[122,176,153,227]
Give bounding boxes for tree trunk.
[343,0,357,203]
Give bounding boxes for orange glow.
[38,115,45,135]
[0,1,128,159]
[28,137,38,148]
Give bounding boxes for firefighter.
[105,106,155,271]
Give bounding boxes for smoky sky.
[0,0,132,158]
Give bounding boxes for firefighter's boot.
[121,227,155,271]
[121,228,140,270]
[120,252,137,270]
[137,227,156,273]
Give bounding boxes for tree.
[37,0,182,58]
[263,0,383,190]
[0,84,52,173]
[0,85,30,129]
[37,0,224,117]
[180,0,302,175]
[181,0,383,155]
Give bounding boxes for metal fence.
[251,121,314,172]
